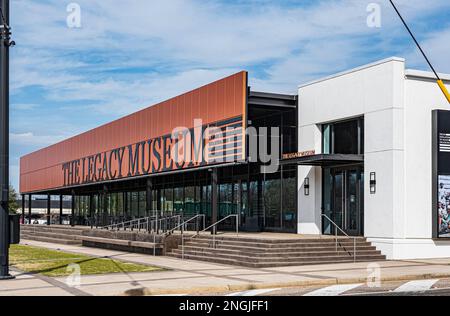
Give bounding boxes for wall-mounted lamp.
[304,178,310,196]
[370,172,377,194]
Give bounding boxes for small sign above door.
[282,150,316,160]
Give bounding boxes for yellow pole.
[437,80,450,104]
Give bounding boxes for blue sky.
[9,0,450,191]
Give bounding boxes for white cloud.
[11,103,39,111]
[10,132,66,147]
[9,164,20,192]
[12,0,450,103]
[403,27,450,74]
[9,0,450,190]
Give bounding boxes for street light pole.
[0,0,13,280]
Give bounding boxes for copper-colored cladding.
[20,71,248,194]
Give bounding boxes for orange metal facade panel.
[20,71,248,194]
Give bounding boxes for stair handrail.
[102,216,152,231]
[201,214,239,237]
[322,214,357,262]
[180,214,239,260]
[166,214,206,236]
[150,215,182,233]
[101,214,181,233]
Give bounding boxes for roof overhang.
[280,154,364,167]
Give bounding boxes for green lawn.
[10,245,164,277]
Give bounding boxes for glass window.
[110,194,115,216]
[333,120,358,154]
[184,186,196,216]
[323,124,331,154]
[195,185,201,213]
[202,185,211,219]
[322,118,364,155]
[249,180,260,220]
[131,192,139,218]
[98,195,104,214]
[93,195,99,215]
[139,191,146,216]
[125,192,131,218]
[263,175,281,230]
[174,187,184,214]
[152,190,158,214]
[163,188,173,214]
[282,110,298,155]
[219,183,233,218]
[117,193,124,217]
[282,168,297,231]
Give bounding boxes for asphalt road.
[203,278,450,297]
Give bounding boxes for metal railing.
[151,215,182,234]
[163,214,207,260]
[101,215,182,234]
[181,214,239,260]
[166,214,206,236]
[102,216,151,231]
[322,214,357,262]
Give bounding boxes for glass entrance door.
[344,169,360,236]
[324,166,363,236]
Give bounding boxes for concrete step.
[180,245,381,257]
[21,226,84,236]
[182,243,377,254]
[80,236,162,249]
[171,248,383,262]
[194,235,368,244]
[167,252,386,268]
[21,234,83,246]
[184,240,373,250]
[190,235,367,246]
[81,236,164,255]
[20,231,82,241]
[169,235,385,267]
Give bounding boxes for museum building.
[20,57,450,260]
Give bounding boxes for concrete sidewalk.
[2,239,450,296]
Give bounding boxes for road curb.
[122,273,450,296]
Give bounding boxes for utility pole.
[0,0,14,280]
[390,0,450,104]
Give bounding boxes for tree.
[8,184,19,214]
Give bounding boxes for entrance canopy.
[281,154,364,167]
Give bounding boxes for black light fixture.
[304,178,310,196]
[370,172,377,194]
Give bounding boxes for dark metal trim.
[59,195,63,225]
[28,194,32,224]
[249,91,297,101]
[22,161,245,196]
[281,154,364,167]
[248,99,298,109]
[46,194,51,226]
[21,194,25,223]
[432,110,439,239]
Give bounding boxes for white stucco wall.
[297,57,405,238]
[371,71,450,259]
[297,57,450,260]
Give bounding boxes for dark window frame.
[322,117,364,155]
